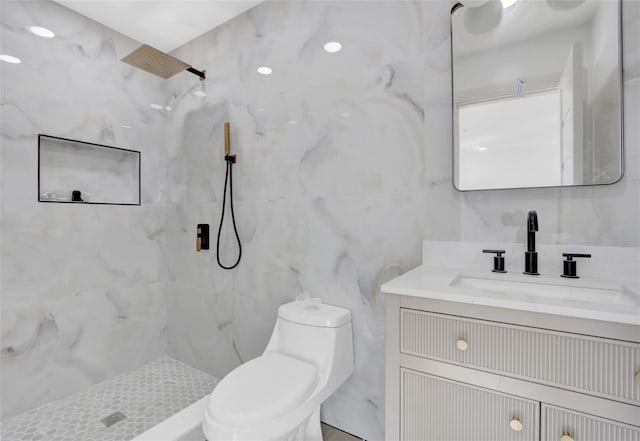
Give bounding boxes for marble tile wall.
[425,0,640,249]
[164,2,427,439]
[162,1,639,439]
[1,0,170,420]
[2,0,637,438]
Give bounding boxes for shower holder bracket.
[225,154,237,164]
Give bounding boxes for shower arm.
[187,67,206,80]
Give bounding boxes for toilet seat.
[207,353,318,427]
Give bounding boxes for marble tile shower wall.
[2,0,637,439]
[1,1,171,420]
[164,2,427,439]
[163,1,639,438]
[425,0,640,248]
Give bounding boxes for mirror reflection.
[452,0,623,191]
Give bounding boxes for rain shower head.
[121,44,205,80]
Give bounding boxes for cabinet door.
[401,368,539,441]
[542,404,640,441]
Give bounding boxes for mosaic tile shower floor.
[0,357,219,441]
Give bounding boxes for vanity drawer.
[401,368,539,441]
[542,404,640,441]
[400,309,640,405]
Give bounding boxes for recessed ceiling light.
[472,145,488,152]
[500,0,518,8]
[28,26,55,38]
[150,103,163,110]
[324,41,342,53]
[257,66,272,75]
[193,90,207,97]
[165,106,172,111]
[0,54,21,64]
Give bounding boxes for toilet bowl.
[202,296,354,441]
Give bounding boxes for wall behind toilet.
[0,0,171,420]
[2,0,636,438]
[163,2,427,439]
[163,1,640,439]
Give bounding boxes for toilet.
[202,296,354,441]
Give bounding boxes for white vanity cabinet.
[385,294,640,441]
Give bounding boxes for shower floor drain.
[101,411,127,427]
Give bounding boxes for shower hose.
[216,158,242,269]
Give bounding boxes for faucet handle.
[483,249,506,273]
[562,253,591,259]
[561,253,591,278]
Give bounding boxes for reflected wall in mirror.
[38,135,141,205]
[452,0,623,191]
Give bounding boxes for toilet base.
[203,406,323,441]
[290,408,322,441]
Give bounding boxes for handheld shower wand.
[216,122,242,269]
[224,122,231,156]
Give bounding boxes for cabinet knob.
[560,432,574,441]
[509,417,523,432]
[456,339,468,351]
[635,371,640,385]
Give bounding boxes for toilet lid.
[207,353,318,427]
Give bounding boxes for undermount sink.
[451,273,640,308]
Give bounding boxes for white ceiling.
[53,0,262,53]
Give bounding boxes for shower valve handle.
[196,224,210,251]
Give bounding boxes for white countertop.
[381,264,640,326]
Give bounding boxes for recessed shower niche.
[38,135,141,205]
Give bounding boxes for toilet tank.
[264,300,354,387]
[278,300,351,328]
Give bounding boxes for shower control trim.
[197,224,210,252]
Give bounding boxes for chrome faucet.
[524,210,539,275]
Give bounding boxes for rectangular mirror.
[452,0,623,191]
[38,135,141,205]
